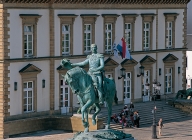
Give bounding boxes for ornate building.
[0,0,190,138]
[186,0,192,89]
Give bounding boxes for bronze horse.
[60,59,117,132]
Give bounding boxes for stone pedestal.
[70,114,104,132]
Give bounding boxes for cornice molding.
[1,0,191,4]
[5,48,187,63]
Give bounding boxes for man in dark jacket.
[130,102,134,112]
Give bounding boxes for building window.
[165,68,172,93]
[166,22,173,48]
[20,14,41,58]
[141,14,155,51]
[60,79,70,107]
[102,14,119,53]
[164,13,179,49]
[84,24,92,53]
[62,24,70,55]
[58,14,77,56]
[124,72,131,99]
[125,23,132,50]
[24,25,33,57]
[142,70,150,96]
[81,14,98,54]
[186,57,188,68]
[60,79,70,113]
[143,23,150,50]
[122,14,138,51]
[19,63,41,114]
[23,81,33,112]
[105,23,113,53]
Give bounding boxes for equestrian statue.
[60,44,117,133]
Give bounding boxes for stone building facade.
[0,0,190,138]
[186,0,192,89]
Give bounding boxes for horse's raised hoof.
[83,122,89,128]
[84,127,89,133]
[105,124,110,129]
[92,119,96,125]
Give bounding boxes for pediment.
[19,64,42,73]
[121,58,138,66]
[163,54,178,63]
[104,58,119,67]
[140,55,156,64]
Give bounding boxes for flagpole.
[110,36,117,57]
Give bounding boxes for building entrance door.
[165,68,172,94]
[142,70,150,102]
[60,79,70,114]
[124,72,131,104]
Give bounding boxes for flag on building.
[113,38,132,59]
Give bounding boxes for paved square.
[6,116,192,140]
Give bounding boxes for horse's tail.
[111,79,118,105]
[114,91,118,105]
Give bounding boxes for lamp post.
[145,80,161,139]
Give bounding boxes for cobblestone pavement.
[6,117,192,140]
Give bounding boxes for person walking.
[124,105,129,116]
[136,111,140,128]
[158,118,164,136]
[133,112,137,127]
[130,113,134,127]
[130,102,134,113]
[121,115,127,129]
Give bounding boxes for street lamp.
[118,67,126,79]
[137,66,145,77]
[145,79,161,139]
[145,82,150,90]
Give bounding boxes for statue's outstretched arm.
[71,59,89,67]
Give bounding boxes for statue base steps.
[68,129,134,140]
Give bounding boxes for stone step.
[99,102,185,113]
[98,108,187,118]
[98,100,189,127]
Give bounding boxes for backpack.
[138,116,140,120]
[137,114,140,120]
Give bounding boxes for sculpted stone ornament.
[175,88,192,100]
